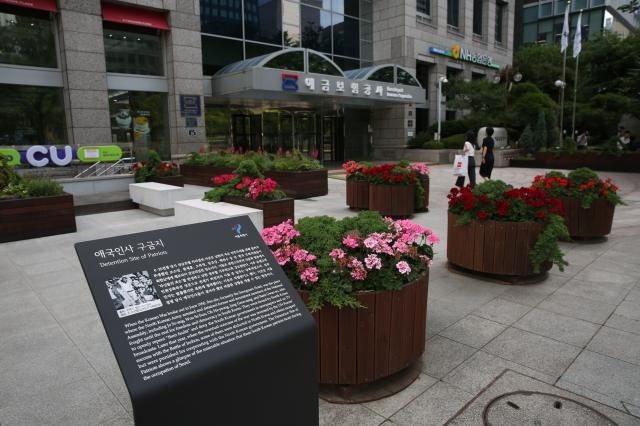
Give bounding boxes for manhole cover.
[483,391,618,426]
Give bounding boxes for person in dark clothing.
[479,127,495,180]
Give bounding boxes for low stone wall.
[373,148,523,168]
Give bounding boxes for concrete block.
[129,182,188,216]
[174,199,263,231]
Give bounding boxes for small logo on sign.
[281,73,299,91]
[232,224,248,238]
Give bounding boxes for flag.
[560,2,570,53]
[573,11,582,58]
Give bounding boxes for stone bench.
[174,199,264,231]
[129,182,187,216]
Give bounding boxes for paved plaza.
[1,166,639,425]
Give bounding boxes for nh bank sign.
[429,45,501,70]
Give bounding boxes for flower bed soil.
[562,197,615,238]
[0,193,76,242]
[368,184,415,218]
[223,196,294,228]
[299,272,428,385]
[447,212,551,277]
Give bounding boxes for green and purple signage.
[0,145,123,167]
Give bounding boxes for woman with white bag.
[454,131,478,188]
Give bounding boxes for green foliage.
[233,159,263,178]
[619,0,640,12]
[0,154,21,189]
[562,137,576,154]
[517,125,535,153]
[532,112,548,150]
[0,182,28,199]
[441,133,466,149]
[271,150,322,171]
[472,180,510,199]
[530,214,569,273]
[425,119,471,139]
[422,140,445,150]
[23,178,63,197]
[513,45,568,95]
[0,154,63,199]
[186,149,321,171]
[408,131,432,148]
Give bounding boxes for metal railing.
[73,157,135,179]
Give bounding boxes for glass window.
[473,0,483,35]
[202,35,243,75]
[573,0,588,10]
[416,60,430,98]
[496,1,506,42]
[417,0,430,15]
[555,1,566,15]
[589,9,604,37]
[264,50,304,71]
[109,90,169,160]
[104,23,163,76]
[523,22,537,43]
[0,6,56,68]
[300,6,332,54]
[200,0,243,38]
[447,0,460,28]
[204,105,231,151]
[283,1,301,46]
[302,0,331,9]
[523,5,538,23]
[245,42,281,60]
[591,0,604,5]
[397,68,419,86]
[332,14,359,58]
[245,0,282,44]
[308,52,342,75]
[344,0,359,17]
[368,66,394,83]
[332,56,359,70]
[0,84,65,145]
[540,2,553,17]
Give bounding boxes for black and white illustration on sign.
[107,271,162,318]
[75,216,318,426]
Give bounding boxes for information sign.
[75,217,318,425]
[179,95,201,117]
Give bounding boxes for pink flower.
[350,267,367,281]
[396,261,411,275]
[329,248,345,259]
[343,235,359,249]
[427,233,440,245]
[261,220,300,246]
[410,163,430,177]
[293,249,310,263]
[300,267,319,284]
[392,241,409,254]
[364,254,382,270]
[273,248,290,266]
[347,257,364,270]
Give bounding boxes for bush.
[562,137,577,154]
[0,155,64,199]
[271,150,322,171]
[422,141,445,150]
[517,125,535,153]
[441,134,466,149]
[532,112,548,150]
[23,178,64,197]
[408,132,432,148]
[425,119,470,139]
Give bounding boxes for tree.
[533,112,548,150]
[517,125,535,153]
[513,44,572,96]
[618,0,640,12]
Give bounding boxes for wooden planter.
[299,272,428,385]
[223,196,294,228]
[148,175,184,187]
[420,177,430,210]
[447,212,551,277]
[368,184,415,217]
[265,169,328,199]
[562,197,615,238]
[346,180,369,210]
[0,193,76,243]
[531,152,640,173]
[181,165,234,186]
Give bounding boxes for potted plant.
[261,211,438,386]
[367,163,418,217]
[343,160,371,210]
[133,150,183,187]
[447,180,569,278]
[531,168,622,238]
[203,160,294,228]
[0,155,76,242]
[410,163,430,211]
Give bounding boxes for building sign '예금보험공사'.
[280,74,414,100]
[429,45,501,69]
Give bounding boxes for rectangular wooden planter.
[0,193,77,243]
[264,169,328,199]
[181,165,234,186]
[223,196,294,228]
[346,180,369,210]
[148,175,184,187]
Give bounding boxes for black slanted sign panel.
[75,216,318,426]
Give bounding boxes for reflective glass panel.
[283,24,301,46]
[496,1,506,42]
[244,0,282,44]
[0,84,65,145]
[0,7,56,68]
[308,52,342,75]
[332,14,359,58]
[397,68,420,86]
[417,0,430,15]
[473,0,483,34]
[555,1,566,15]
[332,56,359,70]
[245,42,281,60]
[333,0,359,16]
[300,6,332,53]
[368,66,394,83]
[540,2,553,17]
[360,0,372,21]
[200,0,243,38]
[201,35,243,75]
[447,0,459,27]
[204,104,231,151]
[523,5,538,23]
[104,23,163,76]
[523,23,537,43]
[301,0,331,9]
[573,0,588,10]
[264,50,305,71]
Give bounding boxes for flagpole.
[571,10,583,139]
[558,0,570,146]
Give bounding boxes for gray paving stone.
[615,300,640,321]
[561,350,640,407]
[421,336,477,379]
[484,328,582,377]
[557,277,635,305]
[364,373,438,418]
[0,290,56,338]
[426,302,471,337]
[473,298,531,325]
[538,292,618,324]
[390,381,474,426]
[439,315,506,348]
[319,399,386,426]
[498,285,555,307]
[622,402,640,419]
[587,326,640,366]
[0,276,28,296]
[514,308,600,347]
[556,378,629,413]
[443,350,555,395]
[626,285,640,302]
[605,314,640,336]
[99,416,135,426]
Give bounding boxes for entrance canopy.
[210,48,425,107]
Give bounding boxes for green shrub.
[0,154,21,189]
[233,159,262,178]
[532,111,548,150]
[272,150,322,171]
[408,131,432,148]
[441,133,466,149]
[562,137,576,154]
[425,119,470,139]
[422,141,445,150]
[517,125,535,153]
[24,178,64,197]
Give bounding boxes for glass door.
[294,112,316,154]
[232,114,251,151]
[322,116,335,161]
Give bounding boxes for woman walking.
[479,127,495,180]
[455,131,478,188]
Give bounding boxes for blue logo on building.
[281,73,299,91]
[232,224,242,234]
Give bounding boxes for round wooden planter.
[420,177,430,210]
[346,180,369,209]
[368,184,415,217]
[299,273,428,386]
[447,212,551,277]
[562,197,615,238]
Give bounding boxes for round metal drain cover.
[483,391,618,426]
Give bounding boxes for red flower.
[479,195,488,203]
[537,210,545,219]
[477,211,487,220]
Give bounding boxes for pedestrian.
[618,130,632,150]
[577,130,588,150]
[479,127,495,180]
[455,131,478,188]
